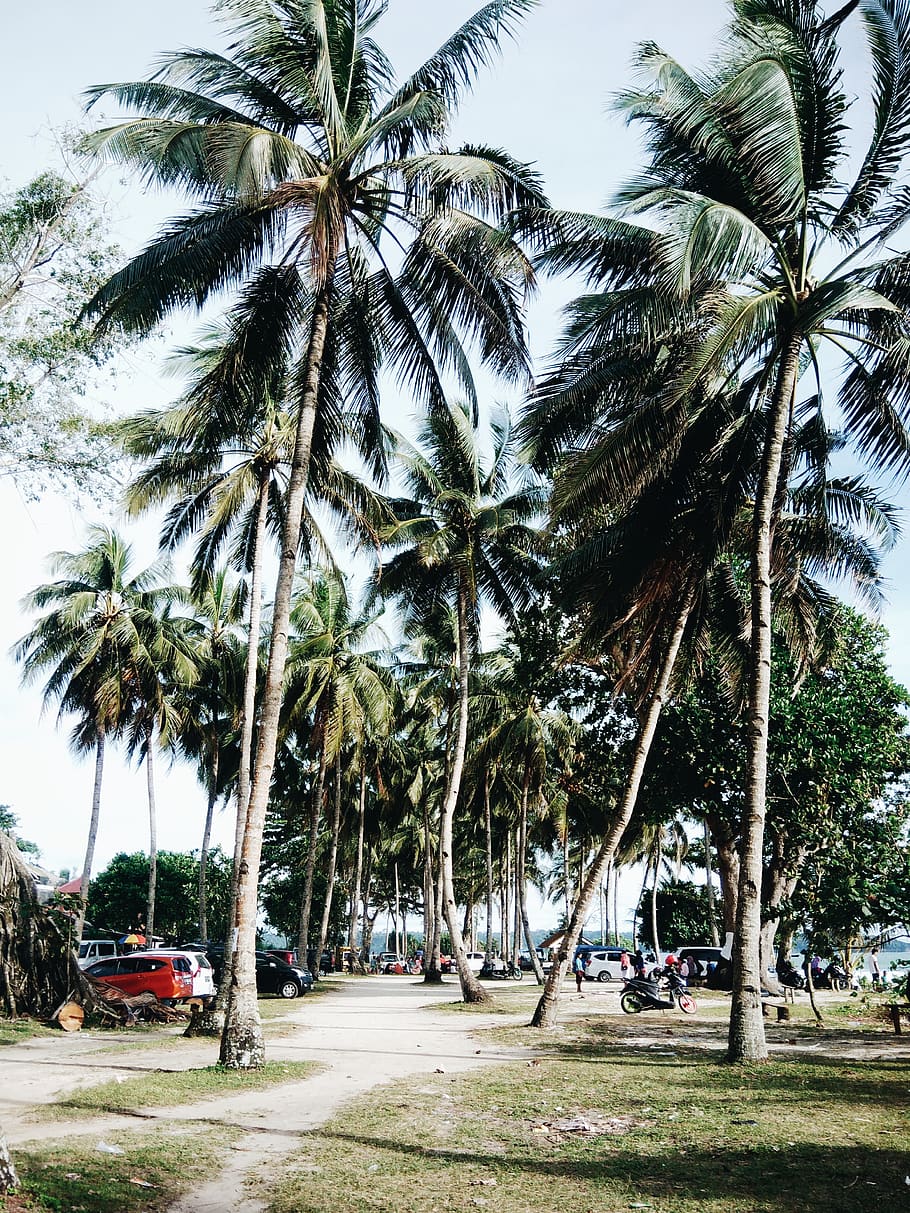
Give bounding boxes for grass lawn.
[37,1059,318,1117]
[2,1124,237,1212]
[255,1005,910,1213]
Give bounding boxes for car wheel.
[597,971,610,983]
[278,979,300,999]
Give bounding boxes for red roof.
[56,875,83,894]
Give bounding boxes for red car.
[84,952,194,1003]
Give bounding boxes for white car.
[152,949,216,1000]
[465,951,486,973]
[76,939,121,969]
[583,948,631,982]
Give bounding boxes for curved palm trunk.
[298,742,328,966]
[531,588,694,1028]
[613,862,620,946]
[728,335,801,1064]
[221,275,333,1068]
[441,579,488,1003]
[316,758,344,962]
[145,732,158,942]
[198,747,219,943]
[75,731,105,942]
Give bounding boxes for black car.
[206,947,313,998]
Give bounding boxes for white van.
[152,950,216,1000]
[76,939,121,969]
[583,948,631,982]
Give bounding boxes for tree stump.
[55,1001,85,1032]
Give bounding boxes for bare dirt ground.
[3,976,908,1213]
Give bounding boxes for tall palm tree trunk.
[441,579,488,1003]
[728,335,801,1064]
[483,769,494,965]
[347,765,367,968]
[221,276,334,1068]
[421,801,441,983]
[531,588,694,1028]
[704,818,720,947]
[613,862,620,946]
[298,742,328,966]
[208,466,272,1034]
[145,732,158,942]
[76,731,105,942]
[316,759,343,963]
[518,764,543,982]
[198,748,219,942]
[649,843,661,958]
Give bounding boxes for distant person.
[573,952,586,994]
[633,949,646,979]
[620,950,630,979]
[678,957,690,980]
[871,948,883,989]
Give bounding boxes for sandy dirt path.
[2,975,534,1213]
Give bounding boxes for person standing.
[620,950,630,979]
[633,949,646,979]
[871,948,882,989]
[574,952,586,994]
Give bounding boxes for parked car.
[153,949,216,1001]
[267,949,297,966]
[676,946,724,977]
[464,951,486,973]
[84,953,194,1003]
[583,948,631,982]
[519,949,553,973]
[76,939,121,969]
[206,947,313,998]
[378,952,409,974]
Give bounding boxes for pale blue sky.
[1,2,905,931]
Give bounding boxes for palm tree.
[83,0,543,1066]
[282,572,392,966]
[376,400,542,1002]
[518,1,910,1056]
[14,528,173,939]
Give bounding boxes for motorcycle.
[478,960,523,981]
[812,962,850,992]
[620,969,696,1015]
[776,961,806,990]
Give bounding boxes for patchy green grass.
[39,1059,318,1117]
[0,1020,56,1047]
[255,1013,910,1213]
[2,1124,236,1212]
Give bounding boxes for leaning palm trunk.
[441,580,488,1003]
[221,278,333,1068]
[298,742,328,965]
[198,748,219,943]
[727,337,800,1064]
[316,759,344,963]
[531,588,694,1028]
[75,731,105,942]
[145,732,158,942]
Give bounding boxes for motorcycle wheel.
[620,990,644,1014]
[511,967,523,981]
[677,992,697,1014]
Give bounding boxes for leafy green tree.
[0,162,123,496]
[83,0,543,1067]
[86,849,233,942]
[635,881,715,952]
[0,808,40,859]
